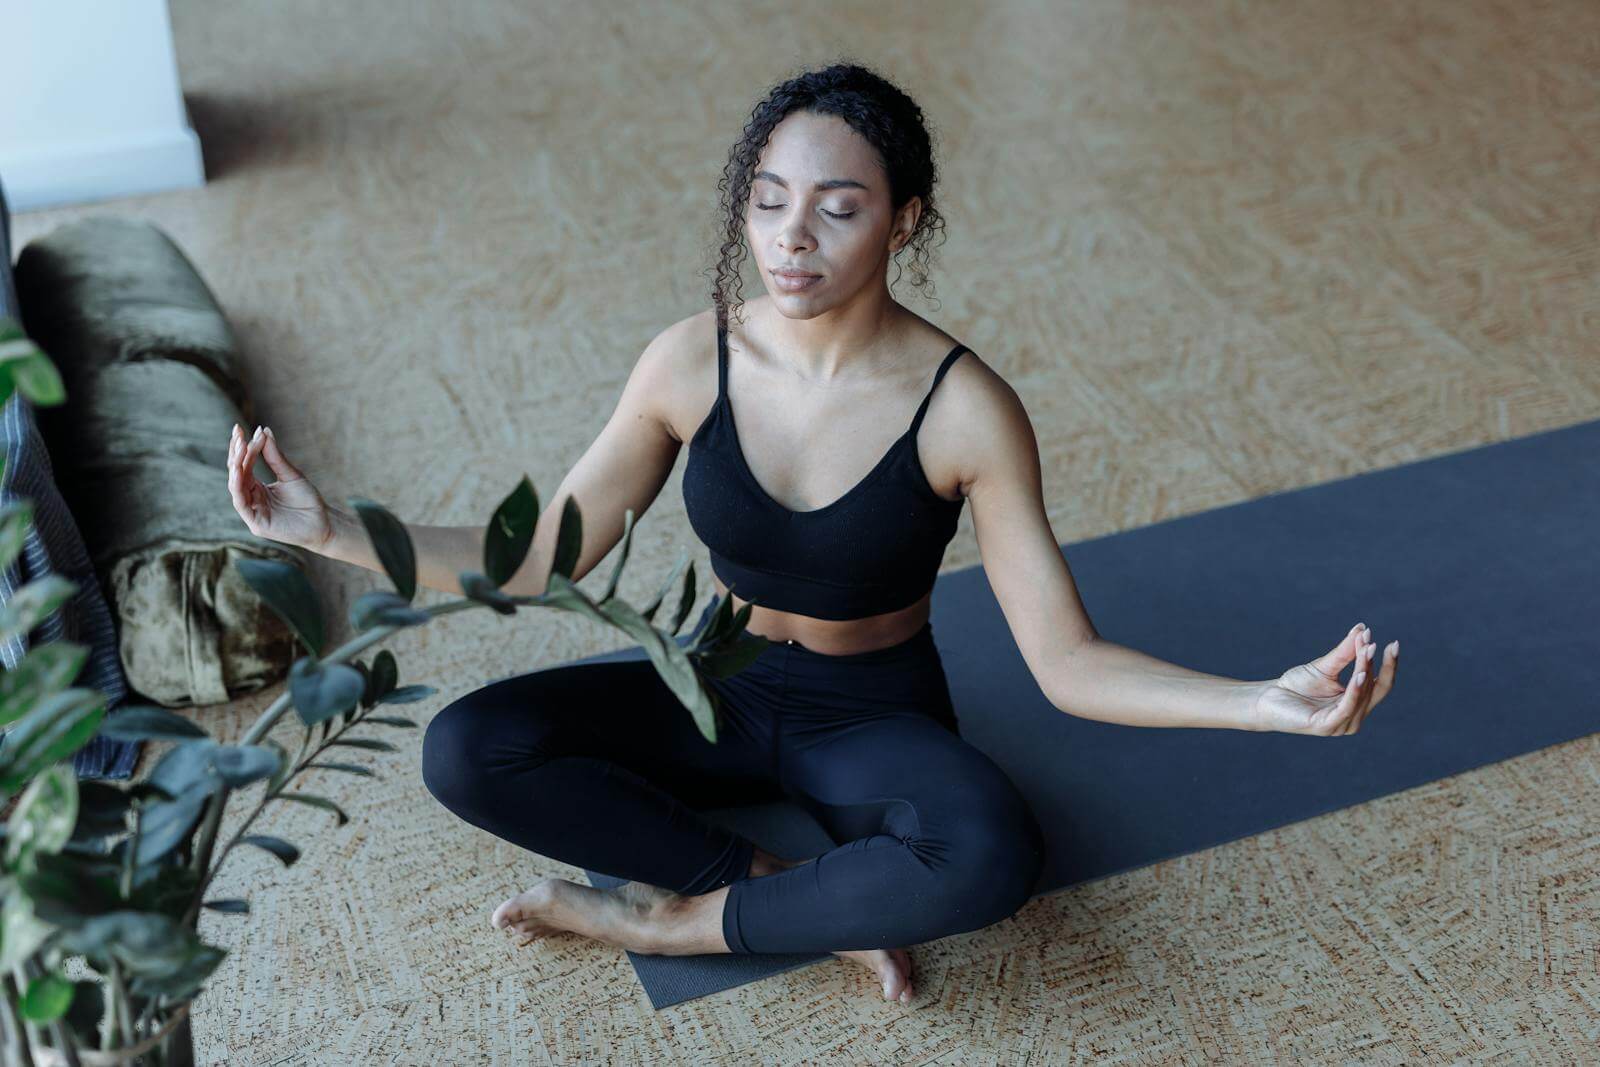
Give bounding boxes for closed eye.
[755,204,855,220]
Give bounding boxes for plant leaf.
[276,792,349,825]
[348,590,431,631]
[639,547,688,624]
[599,508,635,602]
[349,496,418,601]
[265,738,294,792]
[0,892,54,971]
[0,573,78,646]
[0,642,90,730]
[19,971,74,1023]
[95,705,208,742]
[126,945,227,1001]
[693,632,771,679]
[693,591,735,648]
[288,657,366,727]
[483,475,539,587]
[207,744,283,788]
[597,595,719,744]
[365,649,398,707]
[8,352,66,407]
[134,783,213,866]
[202,898,250,914]
[458,571,517,615]
[147,741,221,797]
[240,834,300,867]
[0,500,34,574]
[234,557,324,656]
[328,737,397,753]
[361,715,417,728]
[548,495,583,579]
[537,571,610,628]
[0,688,107,796]
[376,684,435,705]
[304,761,376,778]
[348,499,419,604]
[671,559,699,635]
[5,763,78,864]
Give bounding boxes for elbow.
[1043,634,1100,715]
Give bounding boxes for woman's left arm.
[957,370,1399,737]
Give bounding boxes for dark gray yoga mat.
[583,418,1600,1009]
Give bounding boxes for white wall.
[0,0,205,211]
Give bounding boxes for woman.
[225,62,1399,1004]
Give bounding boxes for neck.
[760,291,905,381]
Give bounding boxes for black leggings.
[420,599,1046,954]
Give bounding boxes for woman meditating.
[224,62,1398,1004]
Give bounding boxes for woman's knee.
[933,794,1046,931]
[420,699,482,810]
[421,689,558,813]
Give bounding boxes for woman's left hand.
[1251,622,1399,735]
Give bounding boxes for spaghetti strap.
[907,344,968,435]
[715,320,729,399]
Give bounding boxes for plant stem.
[108,962,132,1056]
[190,595,505,892]
[45,1018,82,1067]
[186,598,480,915]
[1,975,34,1067]
[99,973,117,1051]
[240,596,481,748]
[182,671,411,927]
[120,807,140,901]
[18,957,83,1067]
[183,610,421,898]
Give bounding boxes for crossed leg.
[420,657,926,1000]
[481,706,1046,1003]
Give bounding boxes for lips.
[773,269,821,278]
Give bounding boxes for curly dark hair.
[705,59,949,332]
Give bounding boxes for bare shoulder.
[924,347,1038,500]
[622,309,718,445]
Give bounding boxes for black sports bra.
[683,319,968,621]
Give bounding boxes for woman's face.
[745,110,919,317]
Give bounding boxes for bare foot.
[491,877,678,954]
[836,947,915,1003]
[492,852,915,1003]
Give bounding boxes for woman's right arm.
[226,317,700,599]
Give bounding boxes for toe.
[891,949,914,1002]
[491,893,531,930]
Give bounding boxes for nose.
[776,215,815,254]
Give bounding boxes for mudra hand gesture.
[225,423,336,551]
[1253,622,1399,735]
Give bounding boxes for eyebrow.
[753,170,869,192]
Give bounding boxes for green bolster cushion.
[16,217,304,707]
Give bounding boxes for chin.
[768,295,833,320]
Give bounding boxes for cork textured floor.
[14,1,1598,1062]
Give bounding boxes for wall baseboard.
[1,125,205,213]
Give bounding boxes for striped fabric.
[0,175,141,779]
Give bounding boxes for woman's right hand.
[226,423,336,551]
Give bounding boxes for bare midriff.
[712,575,932,656]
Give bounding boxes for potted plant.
[0,316,765,1066]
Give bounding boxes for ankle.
[748,847,807,878]
[747,847,783,878]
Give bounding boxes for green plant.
[0,315,767,1066]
